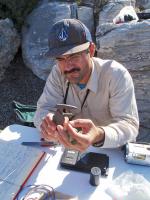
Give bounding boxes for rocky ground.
[0,50,45,130]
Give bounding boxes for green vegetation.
[76,0,81,4]
[0,0,39,31]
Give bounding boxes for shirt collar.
[86,58,98,93]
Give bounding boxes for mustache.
[64,68,80,74]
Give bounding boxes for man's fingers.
[70,119,92,129]
[44,115,56,131]
[57,125,72,146]
[41,129,52,140]
[40,117,58,141]
[57,125,85,152]
[63,117,69,130]
[66,124,88,145]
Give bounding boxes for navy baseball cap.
[46,18,92,57]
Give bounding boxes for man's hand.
[40,113,58,141]
[40,113,69,142]
[57,119,105,152]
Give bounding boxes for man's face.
[56,49,92,84]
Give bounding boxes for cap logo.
[58,26,68,41]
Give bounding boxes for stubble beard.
[64,67,82,84]
[64,63,91,84]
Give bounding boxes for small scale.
[60,148,109,176]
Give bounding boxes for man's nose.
[64,57,73,65]
[63,59,74,70]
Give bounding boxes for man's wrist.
[92,127,105,147]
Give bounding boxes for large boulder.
[96,20,150,70]
[22,1,94,80]
[96,20,150,141]
[0,19,20,82]
[22,2,76,80]
[78,6,94,38]
[80,0,108,13]
[98,0,136,25]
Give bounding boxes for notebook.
[0,140,45,199]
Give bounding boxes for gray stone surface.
[22,1,94,80]
[96,20,150,141]
[98,0,136,25]
[96,20,150,70]
[22,2,76,80]
[0,19,20,82]
[78,6,94,38]
[80,0,108,13]
[136,0,150,10]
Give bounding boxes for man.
[34,18,139,152]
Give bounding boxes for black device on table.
[60,148,109,176]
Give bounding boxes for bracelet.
[93,139,104,147]
[92,129,105,147]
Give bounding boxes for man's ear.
[89,42,96,57]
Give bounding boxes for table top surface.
[1,124,150,200]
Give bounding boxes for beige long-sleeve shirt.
[34,57,139,148]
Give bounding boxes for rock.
[96,20,150,140]
[96,20,150,70]
[113,6,139,24]
[98,0,136,25]
[0,0,40,31]
[143,8,150,12]
[78,6,94,38]
[0,19,20,82]
[80,0,95,7]
[22,2,77,80]
[80,0,108,13]
[136,0,150,10]
[22,1,94,80]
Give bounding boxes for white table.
[1,124,150,200]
